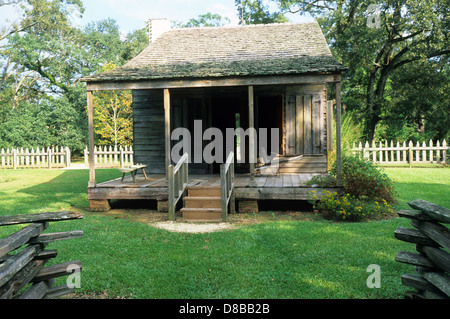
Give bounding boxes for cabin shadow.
[17,169,120,214]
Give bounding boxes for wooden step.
[278,167,327,174]
[181,208,222,222]
[187,186,221,197]
[184,196,221,208]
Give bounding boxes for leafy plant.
[311,190,395,222]
[308,154,397,221]
[332,154,396,203]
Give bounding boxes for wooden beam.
[87,91,96,187]
[88,186,168,201]
[32,260,82,283]
[0,211,83,226]
[0,224,44,257]
[248,86,256,180]
[335,81,342,184]
[164,89,171,178]
[234,187,340,200]
[28,231,84,244]
[408,199,450,224]
[327,100,334,152]
[86,74,341,92]
[0,245,40,288]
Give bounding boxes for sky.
[79,0,313,34]
[1,0,314,38]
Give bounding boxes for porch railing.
[220,152,235,222]
[168,153,189,221]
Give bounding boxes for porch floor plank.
[93,173,322,190]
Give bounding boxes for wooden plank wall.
[285,85,327,156]
[132,90,166,174]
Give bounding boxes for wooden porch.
[88,155,340,218]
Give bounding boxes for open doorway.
[211,95,248,173]
[256,95,283,158]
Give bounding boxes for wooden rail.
[220,152,235,222]
[394,200,450,299]
[0,147,71,169]
[0,211,83,299]
[352,140,448,167]
[168,153,189,221]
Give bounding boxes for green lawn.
[383,167,450,210]
[0,166,448,299]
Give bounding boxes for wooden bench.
[118,164,148,183]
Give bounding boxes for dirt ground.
[93,199,321,233]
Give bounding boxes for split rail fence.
[0,211,83,299]
[0,147,71,169]
[84,145,133,168]
[352,140,448,167]
[395,200,450,299]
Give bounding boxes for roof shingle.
[81,22,346,83]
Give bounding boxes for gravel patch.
[151,221,237,233]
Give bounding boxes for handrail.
[168,153,189,221]
[220,152,235,222]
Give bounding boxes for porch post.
[164,88,171,177]
[248,86,256,184]
[335,80,342,184]
[87,90,96,187]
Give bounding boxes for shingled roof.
[81,21,346,83]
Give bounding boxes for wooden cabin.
[81,20,346,221]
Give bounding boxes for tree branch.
[391,49,450,71]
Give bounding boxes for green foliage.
[332,155,396,204]
[327,113,364,170]
[311,190,395,221]
[308,154,396,221]
[379,60,450,142]
[275,0,449,142]
[92,62,133,147]
[176,13,231,28]
[0,1,148,155]
[236,0,288,24]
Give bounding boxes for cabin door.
[285,94,324,156]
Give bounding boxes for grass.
[383,166,450,210]
[0,166,448,299]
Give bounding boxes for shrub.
[308,154,397,221]
[331,154,396,203]
[307,173,337,188]
[311,190,395,222]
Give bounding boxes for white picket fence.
[0,146,71,169]
[352,140,448,167]
[84,145,133,168]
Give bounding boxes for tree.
[182,13,231,28]
[235,0,288,24]
[1,1,148,154]
[383,60,450,141]
[174,13,231,28]
[92,62,133,148]
[273,0,449,142]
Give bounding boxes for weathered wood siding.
[132,89,166,174]
[285,84,327,156]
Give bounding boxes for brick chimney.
[149,18,171,43]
